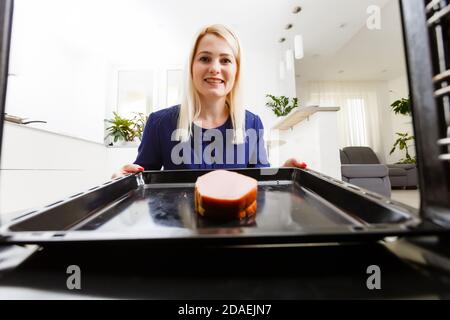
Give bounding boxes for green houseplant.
[390,97,411,116]
[389,97,416,164]
[130,112,146,141]
[389,132,416,164]
[105,112,146,145]
[265,94,299,117]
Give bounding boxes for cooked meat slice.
[195,170,258,220]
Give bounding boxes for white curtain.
[304,81,382,155]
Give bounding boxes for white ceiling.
[290,0,407,81]
[16,0,407,81]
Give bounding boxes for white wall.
[7,0,110,143]
[273,110,341,179]
[296,78,309,106]
[242,48,282,130]
[374,75,414,164]
[386,75,414,163]
[6,0,285,145]
[374,81,394,163]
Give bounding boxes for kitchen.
[0,0,449,301]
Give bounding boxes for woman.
[113,24,305,178]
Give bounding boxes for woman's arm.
[111,112,163,178]
[248,115,270,168]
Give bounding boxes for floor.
[390,189,420,209]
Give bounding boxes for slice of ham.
[195,170,258,220]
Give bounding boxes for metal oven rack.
[401,0,450,227]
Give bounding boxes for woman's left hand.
[282,158,307,169]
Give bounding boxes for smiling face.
[192,33,238,102]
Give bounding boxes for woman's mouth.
[204,78,224,85]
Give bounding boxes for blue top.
[134,105,270,170]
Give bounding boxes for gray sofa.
[340,146,418,190]
[340,147,391,197]
[387,163,418,188]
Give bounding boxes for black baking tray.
[0,168,448,246]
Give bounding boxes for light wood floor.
[391,189,420,209]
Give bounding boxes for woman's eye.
[199,56,210,62]
[221,58,232,64]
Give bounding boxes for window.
[166,69,183,107]
[116,70,154,118]
[308,83,373,149]
[345,98,368,146]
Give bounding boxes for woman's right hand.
[111,164,144,179]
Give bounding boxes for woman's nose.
[208,61,221,74]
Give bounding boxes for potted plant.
[389,132,416,164]
[389,97,416,164]
[105,112,146,146]
[265,94,299,117]
[130,112,147,141]
[390,97,411,116]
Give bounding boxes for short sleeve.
[134,112,163,170]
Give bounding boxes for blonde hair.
[176,24,245,144]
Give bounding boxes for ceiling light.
[279,37,286,43]
[285,23,293,30]
[292,6,302,14]
[294,35,304,59]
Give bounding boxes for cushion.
[340,150,350,164]
[342,147,380,164]
[388,167,407,176]
[388,163,416,170]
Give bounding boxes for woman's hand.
[282,158,307,169]
[111,164,144,179]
